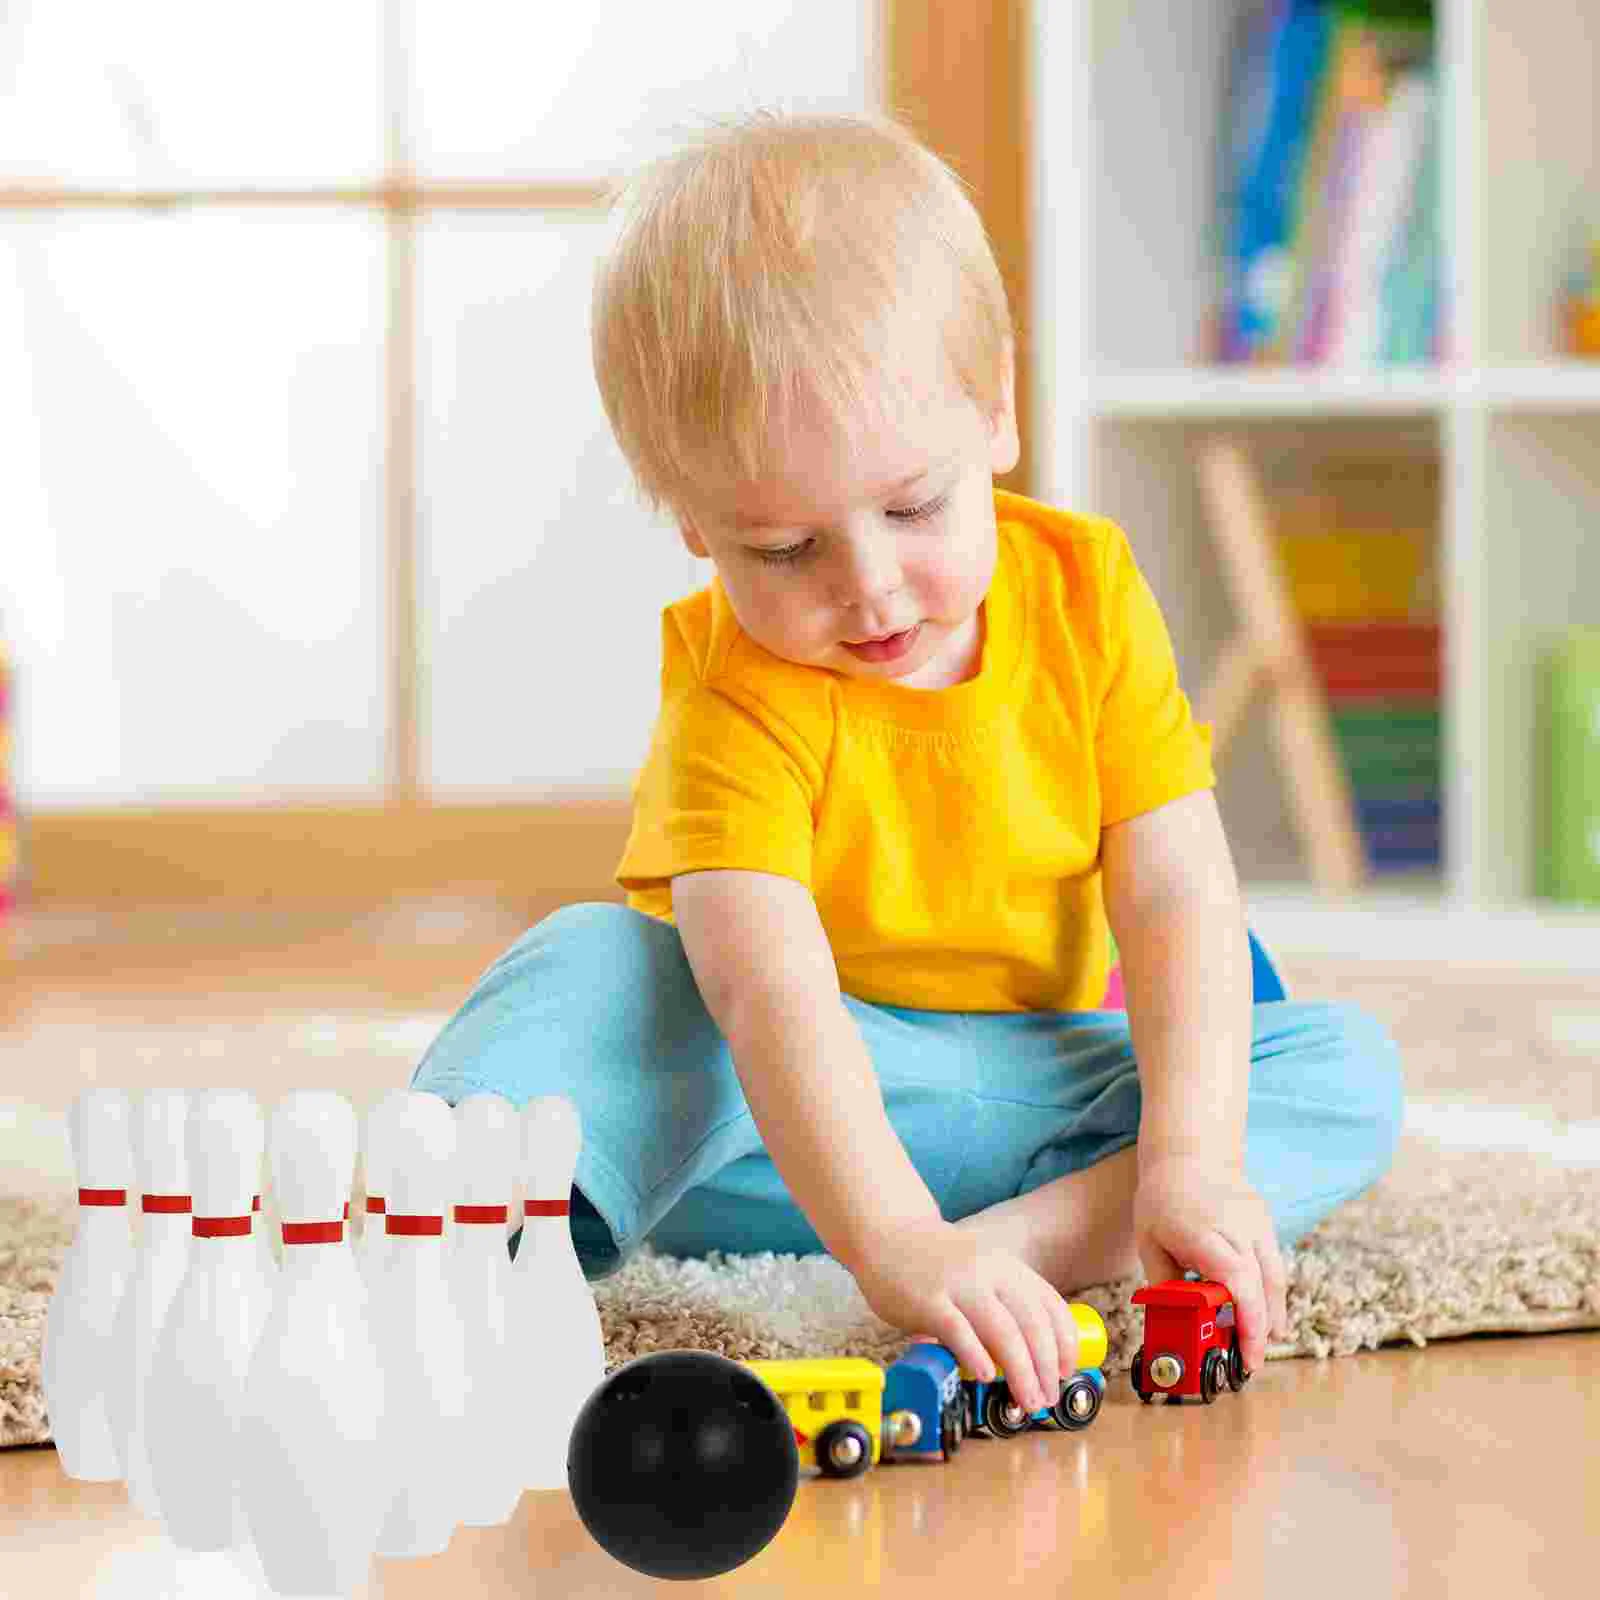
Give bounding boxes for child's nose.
[833,534,903,611]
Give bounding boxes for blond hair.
[591,109,1013,519]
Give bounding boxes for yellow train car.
[741,1357,886,1479]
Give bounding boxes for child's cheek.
[915,556,985,620]
[745,581,822,650]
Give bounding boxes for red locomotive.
[1130,1278,1251,1404]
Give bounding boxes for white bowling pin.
[356,1089,409,1293]
[370,1091,470,1559]
[236,1092,388,1598]
[512,1095,606,1492]
[108,1089,192,1520]
[252,1141,278,1276]
[145,1090,275,1553]
[446,1092,522,1528]
[41,1087,136,1482]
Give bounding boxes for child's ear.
[677,517,711,559]
[989,343,1021,475]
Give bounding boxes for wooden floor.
[6,902,1599,1599]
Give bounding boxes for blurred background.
[3,0,1599,1055]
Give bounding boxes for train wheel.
[1200,1349,1226,1404]
[941,1407,961,1457]
[1052,1375,1103,1431]
[983,1387,1031,1438]
[1229,1336,1251,1389]
[814,1420,873,1479]
[1131,1348,1153,1404]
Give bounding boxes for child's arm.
[672,868,1079,1413]
[671,867,941,1261]
[1101,788,1289,1371]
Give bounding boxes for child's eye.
[754,539,812,567]
[886,493,948,523]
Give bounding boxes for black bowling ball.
[566,1349,800,1581]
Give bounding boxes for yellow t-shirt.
[615,489,1215,1012]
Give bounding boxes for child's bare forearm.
[1118,895,1252,1171]
[721,985,942,1271]
[1100,795,1253,1173]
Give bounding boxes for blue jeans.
[410,903,1403,1281]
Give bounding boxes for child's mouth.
[842,625,921,664]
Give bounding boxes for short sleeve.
[1094,523,1216,826]
[615,675,819,898]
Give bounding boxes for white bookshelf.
[1031,0,1600,964]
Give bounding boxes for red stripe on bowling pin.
[385,1213,443,1236]
[193,1215,253,1238]
[281,1220,345,1245]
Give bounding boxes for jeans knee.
[1328,1002,1405,1184]
[412,900,678,1094]
[490,900,674,987]
[519,899,647,953]
[1252,1000,1406,1246]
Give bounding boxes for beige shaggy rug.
[4,957,1599,1449]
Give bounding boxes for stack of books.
[1308,621,1442,870]
[1272,457,1443,873]
[1211,0,1441,367]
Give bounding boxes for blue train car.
[962,1364,1106,1436]
[880,1341,966,1462]
[962,1301,1110,1436]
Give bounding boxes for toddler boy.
[411,110,1402,1413]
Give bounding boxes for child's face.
[676,350,1019,689]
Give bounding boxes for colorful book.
[1304,620,1442,701]
[1211,0,1438,368]
[1215,0,1336,361]
[1323,68,1433,364]
[1377,59,1440,361]
[1279,4,1433,361]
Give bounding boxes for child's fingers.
[1137,1234,1183,1289]
[932,1303,997,1385]
[975,1289,1047,1413]
[1047,1289,1080,1379]
[994,1280,1060,1410]
[1258,1233,1290,1340]
[1220,1246,1269,1373]
[1164,1222,1268,1372]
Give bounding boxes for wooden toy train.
[742,1277,1248,1479]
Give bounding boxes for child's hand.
[1132,1154,1289,1375]
[847,1218,1079,1414]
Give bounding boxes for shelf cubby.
[1033,0,1600,955]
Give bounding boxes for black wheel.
[941,1406,960,1457]
[1052,1375,1103,1431]
[1229,1336,1250,1389]
[1200,1349,1226,1404]
[1131,1347,1152,1403]
[961,1387,975,1437]
[983,1386,1030,1438]
[814,1419,873,1479]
